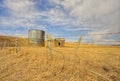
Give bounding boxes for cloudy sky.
[0,0,120,44]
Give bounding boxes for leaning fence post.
[0,42,1,50]
[71,36,82,61]
[46,33,53,60]
[74,36,82,55]
[15,38,19,53]
[3,41,6,50]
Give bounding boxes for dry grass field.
[0,43,120,81]
[0,36,120,81]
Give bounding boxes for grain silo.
[54,38,65,47]
[28,29,45,46]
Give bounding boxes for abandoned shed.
[54,38,65,47]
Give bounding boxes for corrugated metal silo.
[28,29,45,46]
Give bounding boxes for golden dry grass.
[0,43,120,81]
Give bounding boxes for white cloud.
[51,0,120,44]
[0,0,45,29]
[3,0,36,18]
[0,0,120,44]
[0,0,69,29]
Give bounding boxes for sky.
[0,0,120,45]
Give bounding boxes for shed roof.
[54,38,65,40]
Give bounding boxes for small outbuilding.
[54,38,65,47]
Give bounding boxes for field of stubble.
[0,44,120,81]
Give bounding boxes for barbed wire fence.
[43,32,120,80]
[0,32,120,80]
[0,34,21,53]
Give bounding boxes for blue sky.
[0,0,120,44]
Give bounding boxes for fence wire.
[0,32,120,81]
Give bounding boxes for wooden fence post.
[3,41,6,50]
[15,38,20,53]
[74,36,82,56]
[0,42,2,50]
[46,33,53,60]
[71,36,82,61]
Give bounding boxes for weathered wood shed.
[54,38,65,47]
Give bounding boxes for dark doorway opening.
[58,42,61,46]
